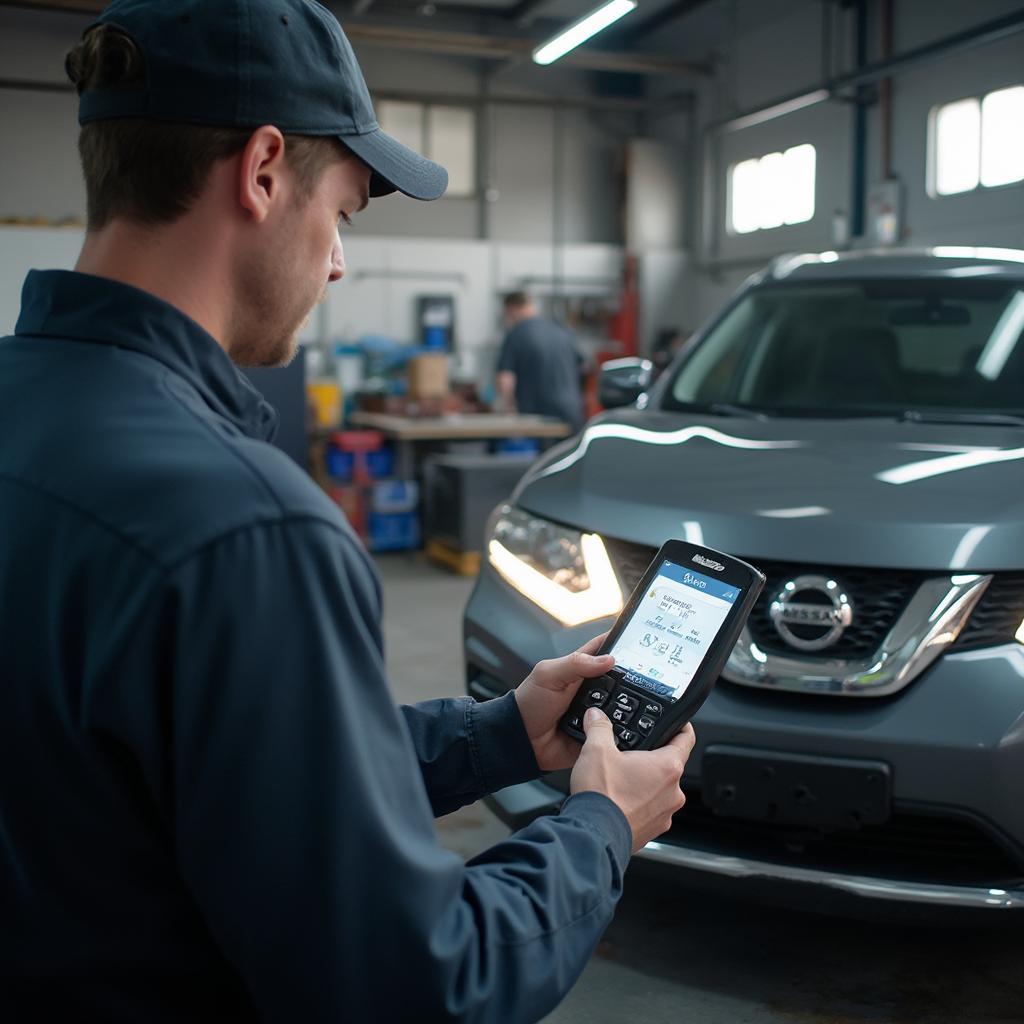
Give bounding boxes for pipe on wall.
[850,0,868,240]
[880,0,894,181]
[712,5,1024,133]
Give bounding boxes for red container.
[328,484,367,540]
[330,430,385,453]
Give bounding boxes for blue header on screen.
[656,561,743,604]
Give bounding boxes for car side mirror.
[599,358,653,409]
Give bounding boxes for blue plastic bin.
[325,448,355,481]
[368,511,420,552]
[365,447,395,479]
[371,480,419,514]
[492,437,541,456]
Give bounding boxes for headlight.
[486,505,624,626]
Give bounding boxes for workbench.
[348,412,571,477]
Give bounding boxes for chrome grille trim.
[723,574,993,696]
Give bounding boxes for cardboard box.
[408,353,450,399]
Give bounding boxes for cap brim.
[341,128,448,201]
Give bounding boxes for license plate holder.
[702,745,892,832]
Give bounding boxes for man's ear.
[238,125,287,224]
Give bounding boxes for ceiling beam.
[505,0,558,27]
[0,0,710,76]
[0,73,694,114]
[345,23,710,75]
[612,0,715,43]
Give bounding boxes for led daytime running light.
[488,532,623,626]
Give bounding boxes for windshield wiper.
[707,403,771,421]
[899,410,1024,428]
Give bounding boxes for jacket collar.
[15,269,278,442]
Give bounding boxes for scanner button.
[610,706,634,726]
[614,727,640,749]
[636,714,656,734]
[585,688,609,707]
[641,701,663,717]
[613,693,639,711]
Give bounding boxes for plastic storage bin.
[368,511,420,552]
[492,437,541,456]
[326,431,393,483]
[325,449,355,480]
[370,480,419,514]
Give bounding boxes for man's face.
[232,151,371,367]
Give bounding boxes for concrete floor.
[375,553,1024,1024]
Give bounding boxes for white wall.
[0,225,622,389]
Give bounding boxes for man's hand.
[513,635,613,771]
[571,710,695,853]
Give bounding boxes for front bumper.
[465,561,1024,914]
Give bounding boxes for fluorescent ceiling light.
[533,0,637,66]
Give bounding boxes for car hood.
[513,409,1024,571]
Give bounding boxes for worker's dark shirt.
[497,316,585,431]
[0,270,630,1022]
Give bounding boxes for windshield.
[666,278,1024,418]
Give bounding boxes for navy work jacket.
[0,271,631,1022]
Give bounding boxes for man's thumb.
[583,707,614,743]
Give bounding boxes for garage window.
[929,85,1024,196]
[378,100,477,197]
[728,144,816,234]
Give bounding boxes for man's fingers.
[660,723,697,767]
[573,650,615,677]
[539,649,614,689]
[582,707,615,746]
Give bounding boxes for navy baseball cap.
[76,0,447,201]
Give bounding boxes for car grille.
[747,561,923,659]
[669,785,1024,885]
[603,538,923,660]
[956,572,1024,650]
[604,537,1024,657]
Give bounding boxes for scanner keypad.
[564,681,666,749]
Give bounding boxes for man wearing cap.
[0,2,694,1020]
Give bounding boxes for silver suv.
[464,247,1024,916]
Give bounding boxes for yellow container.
[307,380,342,429]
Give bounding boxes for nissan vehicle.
[464,247,1024,916]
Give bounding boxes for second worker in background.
[497,291,586,433]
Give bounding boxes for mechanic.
[496,291,587,432]
[0,1,695,1020]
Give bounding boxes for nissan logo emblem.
[769,574,854,652]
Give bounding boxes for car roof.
[763,246,1024,283]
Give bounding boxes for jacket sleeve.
[91,517,631,1024]
[398,694,541,818]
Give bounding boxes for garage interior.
[2,0,1023,1021]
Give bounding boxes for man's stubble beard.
[230,247,326,369]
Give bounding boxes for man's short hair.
[66,25,349,231]
[503,291,532,311]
